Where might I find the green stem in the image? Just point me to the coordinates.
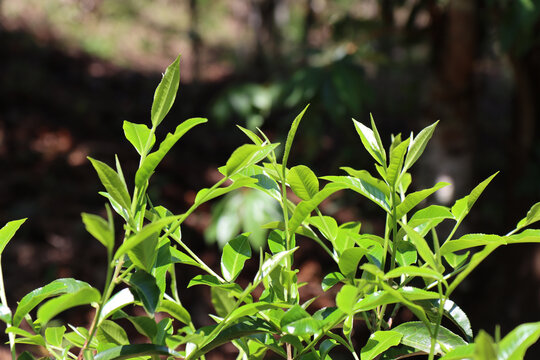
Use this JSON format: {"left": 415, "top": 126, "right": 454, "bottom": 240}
{"left": 0, "top": 256, "right": 16, "bottom": 360}
{"left": 428, "top": 282, "right": 445, "bottom": 360}
{"left": 390, "top": 189, "right": 398, "bottom": 271}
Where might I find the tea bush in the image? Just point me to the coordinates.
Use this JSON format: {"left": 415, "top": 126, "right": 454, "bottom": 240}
{"left": 2, "top": 55, "right": 540, "bottom": 360}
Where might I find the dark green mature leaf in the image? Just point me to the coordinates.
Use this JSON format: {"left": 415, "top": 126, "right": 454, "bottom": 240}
{"left": 338, "top": 247, "right": 368, "bottom": 278}
{"left": 17, "top": 351, "right": 37, "bottom": 360}
{"left": 14, "top": 278, "right": 94, "bottom": 326}
{"left": 82, "top": 213, "right": 114, "bottom": 253}
{"left": 135, "top": 118, "right": 207, "bottom": 187}
{"left": 98, "top": 288, "right": 135, "bottom": 324}
{"left": 396, "top": 182, "right": 449, "bottom": 219}
{"left": 123, "top": 121, "right": 155, "bottom": 155}
{"left": 451, "top": 173, "right": 498, "bottom": 223}
{"left": 288, "top": 183, "right": 348, "bottom": 238}
{"left": 440, "top": 234, "right": 506, "bottom": 255}
{"left": 361, "top": 331, "right": 402, "bottom": 360}
{"left": 0, "top": 218, "right": 26, "bottom": 255}
{"left": 221, "top": 233, "right": 252, "bottom": 282}
{"left": 127, "top": 316, "right": 158, "bottom": 340}
{"left": 403, "top": 121, "right": 438, "bottom": 171}
{"left": 288, "top": 165, "right": 319, "bottom": 200}
{"left": 282, "top": 105, "right": 309, "bottom": 172}
{"left": 89, "top": 158, "right": 131, "bottom": 212}
{"left": 392, "top": 321, "right": 467, "bottom": 355}
{"left": 353, "top": 118, "right": 386, "bottom": 167}
{"left": 94, "top": 344, "right": 181, "bottom": 360}
{"left": 498, "top": 321, "right": 540, "bottom": 360}
{"left": 400, "top": 222, "right": 439, "bottom": 271}
{"left": 37, "top": 287, "right": 101, "bottom": 325}
{"left": 151, "top": 54, "right": 181, "bottom": 127}
{"left": 280, "top": 305, "right": 321, "bottom": 336}
{"left": 158, "top": 300, "right": 191, "bottom": 325}
{"left": 386, "top": 138, "right": 410, "bottom": 187}
{"left": 225, "top": 143, "right": 279, "bottom": 177}
{"left": 113, "top": 216, "right": 177, "bottom": 260}
{"left": 97, "top": 320, "right": 129, "bottom": 346}
{"left": 128, "top": 270, "right": 160, "bottom": 315}
{"left": 322, "top": 175, "right": 390, "bottom": 212}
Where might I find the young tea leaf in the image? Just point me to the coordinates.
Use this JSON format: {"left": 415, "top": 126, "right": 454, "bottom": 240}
{"left": 123, "top": 121, "right": 155, "bottom": 155}
{"left": 353, "top": 118, "right": 386, "bottom": 167}
{"left": 94, "top": 344, "right": 181, "bottom": 360}
{"left": 88, "top": 158, "right": 132, "bottom": 212}
{"left": 0, "top": 218, "right": 26, "bottom": 255}
{"left": 81, "top": 213, "right": 114, "bottom": 253}
{"left": 221, "top": 233, "right": 252, "bottom": 282}
{"left": 451, "top": 173, "right": 498, "bottom": 223}
{"left": 498, "top": 321, "right": 540, "bottom": 360}
{"left": 395, "top": 182, "right": 448, "bottom": 220}
{"left": 361, "top": 330, "right": 402, "bottom": 360}
{"left": 224, "top": 143, "right": 279, "bottom": 177}
{"left": 151, "top": 54, "right": 181, "bottom": 127}
{"left": 403, "top": 121, "right": 438, "bottom": 171}
{"left": 282, "top": 105, "right": 309, "bottom": 173}
{"left": 386, "top": 138, "right": 410, "bottom": 187}
{"left": 288, "top": 165, "right": 319, "bottom": 201}
{"left": 392, "top": 321, "right": 467, "bottom": 355}
{"left": 516, "top": 202, "right": 540, "bottom": 231}
{"left": 45, "top": 326, "right": 66, "bottom": 347}
{"left": 37, "top": 287, "right": 101, "bottom": 325}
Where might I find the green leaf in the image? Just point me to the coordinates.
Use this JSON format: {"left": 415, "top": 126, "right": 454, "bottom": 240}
{"left": 194, "top": 177, "right": 257, "bottom": 205}
{"left": 254, "top": 248, "right": 298, "bottom": 284}
{"left": 451, "top": 173, "right": 498, "bottom": 223}
{"left": 322, "top": 175, "right": 390, "bottom": 212}
{"left": 0, "top": 218, "right": 26, "bottom": 255}
{"left": 438, "top": 344, "right": 475, "bottom": 360}
{"left": 282, "top": 105, "right": 309, "bottom": 172}
{"left": 288, "top": 183, "right": 348, "bottom": 238}
{"left": 354, "top": 287, "right": 439, "bottom": 312}
{"left": 395, "top": 240, "right": 417, "bottom": 267}
{"left": 128, "top": 270, "right": 160, "bottom": 315}
{"left": 516, "top": 202, "right": 540, "bottom": 230}
{"left": 440, "top": 234, "right": 506, "bottom": 255}
{"left": 13, "top": 278, "right": 93, "bottom": 326}
{"left": 236, "top": 125, "right": 263, "bottom": 145}
{"left": 443, "top": 251, "right": 470, "bottom": 269}
{"left": 386, "top": 138, "right": 410, "bottom": 186}
{"left": 37, "top": 287, "right": 101, "bottom": 325}
{"left": 6, "top": 327, "right": 46, "bottom": 346}
{"left": 418, "top": 299, "right": 472, "bottom": 340}
{"left": 267, "top": 230, "right": 286, "bottom": 254}
{"left": 392, "top": 321, "right": 467, "bottom": 355}
{"left": 338, "top": 247, "right": 368, "bottom": 278}
{"left": 97, "top": 320, "right": 129, "bottom": 346}
{"left": 94, "top": 344, "right": 181, "bottom": 360}
{"left": 157, "top": 300, "right": 191, "bottom": 325}
{"left": 400, "top": 222, "right": 439, "bottom": 271}
{"left": 128, "top": 231, "right": 158, "bottom": 272}
{"left": 308, "top": 216, "right": 338, "bottom": 242}
{"left": 135, "top": 117, "right": 207, "bottom": 187}
{"left": 385, "top": 266, "right": 443, "bottom": 282}
{"left": 151, "top": 54, "right": 181, "bottom": 127}
{"left": 280, "top": 305, "right": 321, "bottom": 336}
{"left": 288, "top": 165, "right": 319, "bottom": 200}
{"left": 98, "top": 288, "right": 135, "bottom": 324}
{"left": 225, "top": 143, "right": 279, "bottom": 177}
{"left": 45, "top": 325, "right": 66, "bottom": 347}
{"left": 474, "top": 330, "right": 497, "bottom": 359}
{"left": 396, "top": 182, "right": 449, "bottom": 220}
{"left": 82, "top": 212, "right": 114, "bottom": 253}
{"left": 353, "top": 117, "right": 386, "bottom": 167}
{"left": 221, "top": 233, "right": 252, "bottom": 282}
{"left": 0, "top": 304, "right": 11, "bottom": 324}
{"left": 336, "top": 285, "right": 360, "bottom": 314}
{"left": 127, "top": 316, "right": 157, "bottom": 340}
{"left": 403, "top": 121, "right": 438, "bottom": 171}
{"left": 321, "top": 272, "right": 345, "bottom": 291}
{"left": 113, "top": 216, "right": 177, "bottom": 260}
{"left": 407, "top": 205, "right": 453, "bottom": 237}
{"left": 507, "top": 229, "right": 540, "bottom": 244}
{"left": 123, "top": 121, "right": 155, "bottom": 155}
{"left": 361, "top": 330, "right": 402, "bottom": 360}
{"left": 17, "top": 352, "right": 37, "bottom": 360}
{"left": 89, "top": 158, "right": 131, "bottom": 212}
{"left": 498, "top": 321, "right": 540, "bottom": 360}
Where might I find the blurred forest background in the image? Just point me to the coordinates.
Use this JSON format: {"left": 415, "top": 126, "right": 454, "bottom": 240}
{"left": 1, "top": 0, "right": 540, "bottom": 358}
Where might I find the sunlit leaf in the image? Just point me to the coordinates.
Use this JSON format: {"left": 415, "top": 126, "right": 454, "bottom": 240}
{"left": 386, "top": 138, "right": 409, "bottom": 187}
{"left": 94, "top": 344, "right": 181, "bottom": 360}
{"left": 516, "top": 202, "right": 540, "bottom": 230}
{"left": 0, "top": 218, "right": 26, "bottom": 255}
{"left": 123, "top": 121, "right": 155, "bottom": 155}
{"left": 417, "top": 299, "right": 473, "bottom": 340}
{"left": 338, "top": 247, "right": 368, "bottom": 278}
{"left": 225, "top": 143, "right": 279, "bottom": 177}
{"left": 451, "top": 173, "right": 498, "bottom": 223}
{"left": 221, "top": 233, "right": 252, "bottom": 282}
{"left": 360, "top": 330, "right": 402, "bottom": 360}
{"left": 440, "top": 234, "right": 506, "bottom": 255}
{"left": 498, "top": 321, "right": 540, "bottom": 360}
{"left": 157, "top": 300, "right": 191, "bottom": 325}
{"left": 288, "top": 165, "right": 319, "bottom": 200}
{"left": 98, "top": 288, "right": 135, "bottom": 324}
{"left": 384, "top": 266, "right": 443, "bottom": 282}
{"left": 135, "top": 118, "right": 207, "bottom": 187}
{"left": 194, "top": 177, "right": 257, "bottom": 205}
{"left": 392, "top": 321, "right": 467, "bottom": 355}
{"left": 353, "top": 118, "right": 386, "bottom": 167}
{"left": 88, "top": 158, "right": 131, "bottom": 212}
{"left": 400, "top": 222, "right": 439, "bottom": 271}
{"left": 403, "top": 121, "right": 438, "bottom": 171}
{"left": 97, "top": 320, "right": 129, "bottom": 346}
{"left": 321, "top": 272, "right": 345, "bottom": 291}
{"left": 396, "top": 182, "right": 449, "bottom": 220}
{"left": 282, "top": 105, "right": 309, "bottom": 172}
{"left": 151, "top": 54, "right": 181, "bottom": 127}
{"left": 37, "top": 287, "right": 101, "bottom": 325}
{"left": 82, "top": 212, "right": 114, "bottom": 253}
{"left": 45, "top": 326, "right": 66, "bottom": 347}
{"left": 280, "top": 305, "right": 321, "bottom": 336}
{"left": 322, "top": 175, "right": 390, "bottom": 212}
{"left": 336, "top": 285, "right": 360, "bottom": 314}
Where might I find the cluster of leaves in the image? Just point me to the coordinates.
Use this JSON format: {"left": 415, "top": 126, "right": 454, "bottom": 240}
{"left": 2, "top": 55, "right": 540, "bottom": 360}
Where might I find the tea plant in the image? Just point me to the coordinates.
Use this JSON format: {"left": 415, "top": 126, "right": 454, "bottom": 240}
{"left": 2, "top": 55, "right": 540, "bottom": 360}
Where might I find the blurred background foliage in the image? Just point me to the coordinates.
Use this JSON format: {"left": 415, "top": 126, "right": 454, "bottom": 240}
{"left": 1, "top": 0, "right": 540, "bottom": 358}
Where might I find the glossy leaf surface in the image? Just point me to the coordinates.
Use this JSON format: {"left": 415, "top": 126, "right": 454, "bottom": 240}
{"left": 0, "top": 218, "right": 26, "bottom": 255}
{"left": 37, "top": 286, "right": 101, "bottom": 325}
{"left": 360, "top": 330, "right": 402, "bottom": 360}
{"left": 123, "top": 121, "right": 155, "bottom": 155}
{"left": 151, "top": 54, "right": 180, "bottom": 127}
{"left": 221, "top": 233, "right": 252, "bottom": 282}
